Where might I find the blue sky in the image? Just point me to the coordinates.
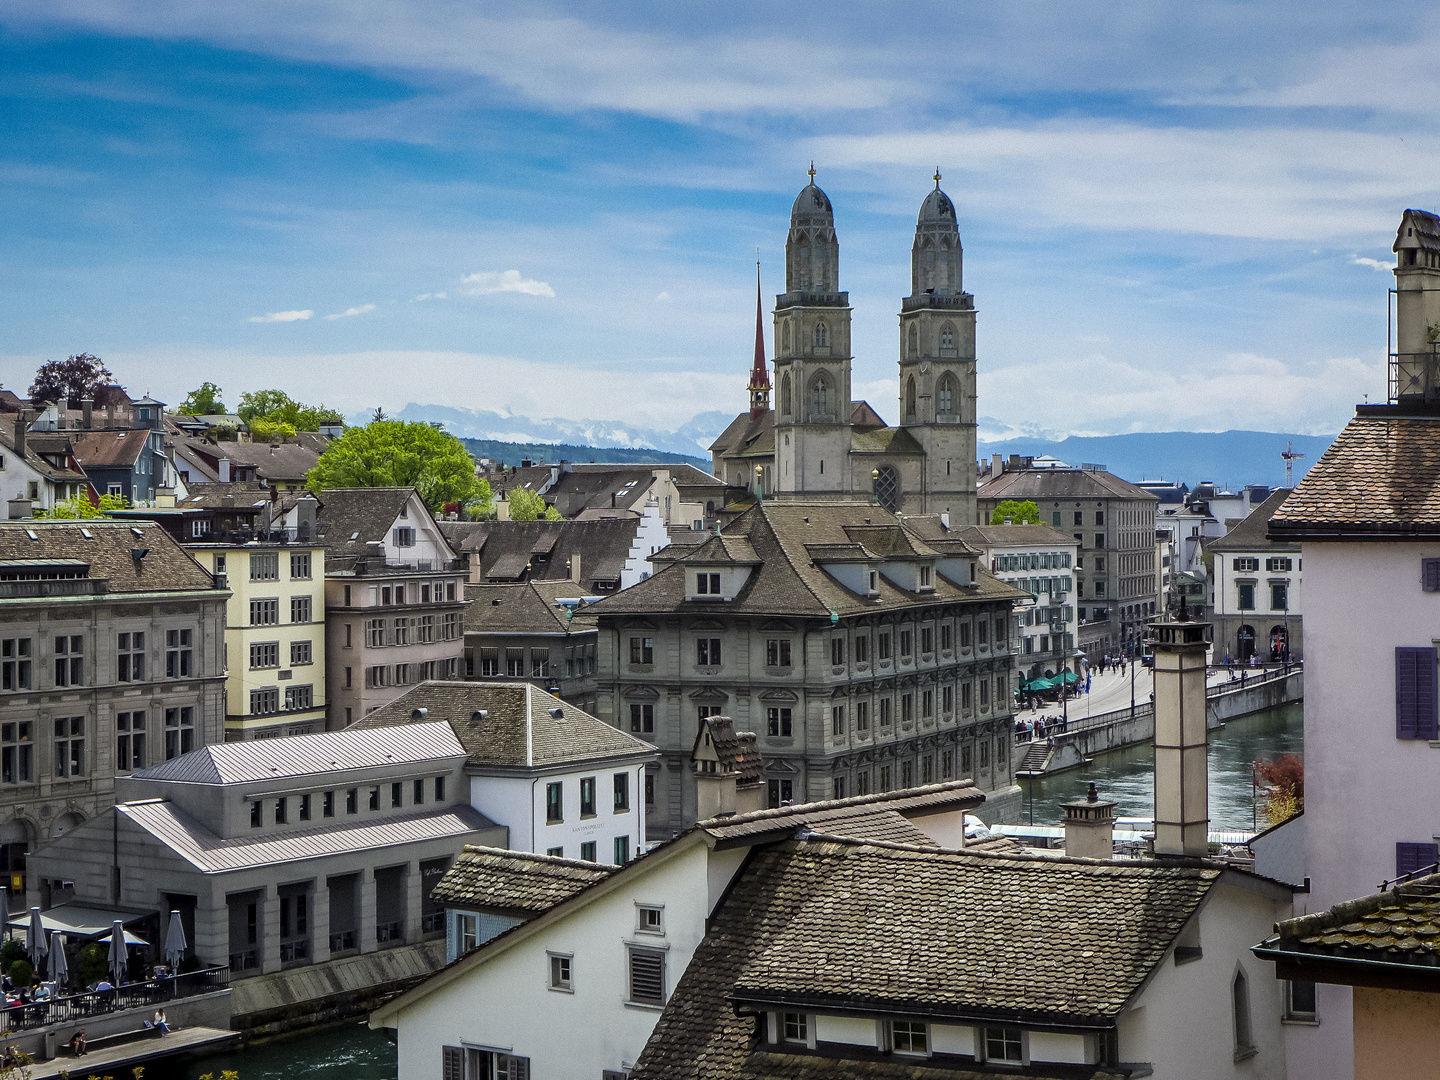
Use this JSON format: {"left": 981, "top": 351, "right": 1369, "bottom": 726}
{"left": 0, "top": 2, "right": 1435, "bottom": 442}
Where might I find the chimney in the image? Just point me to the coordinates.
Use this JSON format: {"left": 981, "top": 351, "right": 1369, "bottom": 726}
{"left": 13, "top": 412, "right": 27, "bottom": 459}
{"left": 55, "top": 407, "right": 65, "bottom": 431}
{"left": 570, "top": 551, "right": 582, "bottom": 583}
{"left": 1063, "top": 782, "right": 1116, "bottom": 860}
{"left": 294, "top": 497, "right": 318, "bottom": 540}
{"left": 155, "top": 487, "right": 176, "bottom": 508}
{"left": 105, "top": 401, "right": 115, "bottom": 428}
{"left": 992, "top": 453, "right": 1003, "bottom": 477}
{"left": 1151, "top": 602, "right": 1214, "bottom": 858}
{"left": 469, "top": 553, "right": 484, "bottom": 584}
{"left": 81, "top": 398, "right": 93, "bottom": 430}
{"left": 7, "top": 499, "right": 31, "bottom": 521}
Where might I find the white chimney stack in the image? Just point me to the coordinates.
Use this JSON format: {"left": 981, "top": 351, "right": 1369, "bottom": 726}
{"left": 1151, "top": 602, "right": 1213, "bottom": 858}
{"left": 1063, "top": 782, "right": 1116, "bottom": 860}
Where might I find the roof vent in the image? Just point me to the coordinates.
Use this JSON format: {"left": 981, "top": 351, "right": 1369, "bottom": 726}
{"left": 548, "top": 707, "right": 564, "bottom": 718}
{"left": 24, "top": 530, "right": 37, "bottom": 542}
{"left": 472, "top": 710, "right": 488, "bottom": 721}
{"left": 411, "top": 707, "right": 428, "bottom": 719}
{"left": 130, "top": 527, "right": 144, "bottom": 537}
{"left": 80, "top": 529, "right": 92, "bottom": 539}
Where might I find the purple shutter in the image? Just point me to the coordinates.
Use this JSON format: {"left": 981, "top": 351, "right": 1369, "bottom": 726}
{"left": 1396, "top": 647, "right": 1438, "bottom": 739}
{"left": 1397, "top": 842, "right": 1440, "bottom": 877}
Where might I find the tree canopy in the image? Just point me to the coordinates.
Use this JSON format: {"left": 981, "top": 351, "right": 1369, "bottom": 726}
{"left": 179, "top": 382, "right": 227, "bottom": 416}
{"left": 989, "top": 499, "right": 1041, "bottom": 526}
{"left": 237, "top": 389, "right": 343, "bottom": 432}
{"left": 306, "top": 420, "right": 484, "bottom": 510}
{"left": 507, "top": 487, "right": 561, "bottom": 521}
{"left": 28, "top": 354, "right": 124, "bottom": 407}
{"left": 35, "top": 493, "right": 129, "bottom": 519}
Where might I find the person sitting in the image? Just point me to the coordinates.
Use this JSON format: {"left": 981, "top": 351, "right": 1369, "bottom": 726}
{"left": 68, "top": 1031, "right": 86, "bottom": 1056}
{"left": 32, "top": 984, "right": 49, "bottom": 1001}
{"left": 154, "top": 1008, "right": 169, "bottom": 1035}
{"left": 94, "top": 978, "right": 113, "bottom": 993}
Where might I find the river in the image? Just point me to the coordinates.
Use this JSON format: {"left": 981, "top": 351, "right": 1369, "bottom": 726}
{"left": 167, "top": 702, "right": 1300, "bottom": 1078}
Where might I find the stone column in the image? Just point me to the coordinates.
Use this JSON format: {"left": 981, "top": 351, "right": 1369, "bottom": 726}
{"left": 259, "top": 884, "right": 281, "bottom": 975}
{"left": 403, "top": 860, "right": 423, "bottom": 944}
{"left": 310, "top": 879, "right": 330, "bottom": 965}
{"left": 359, "top": 868, "right": 377, "bottom": 954}
{"left": 197, "top": 891, "right": 229, "bottom": 970}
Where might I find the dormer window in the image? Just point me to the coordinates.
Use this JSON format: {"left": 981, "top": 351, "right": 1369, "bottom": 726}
{"left": 919, "top": 565, "right": 932, "bottom": 587}
{"left": 696, "top": 572, "right": 720, "bottom": 595}
{"left": 869, "top": 571, "right": 878, "bottom": 593}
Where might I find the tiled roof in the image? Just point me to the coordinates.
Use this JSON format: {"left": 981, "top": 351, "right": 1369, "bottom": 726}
{"left": 629, "top": 839, "right": 1222, "bottom": 1079}
{"left": 174, "top": 437, "right": 322, "bottom": 483}
{"left": 1269, "top": 414, "right": 1440, "bottom": 540}
{"left": 1206, "top": 489, "right": 1297, "bottom": 552}
{"left": 587, "top": 503, "right": 1023, "bottom": 619}
{"left": 177, "top": 482, "right": 273, "bottom": 511}
{"left": 70, "top": 429, "right": 149, "bottom": 469}
{"left": 955, "top": 523, "right": 1079, "bottom": 549}
{"left": 429, "top": 845, "right": 617, "bottom": 914}
{"left": 118, "top": 799, "right": 501, "bottom": 874}
{"left": 850, "top": 426, "right": 924, "bottom": 455}
{"left": 724, "top": 1051, "right": 1126, "bottom": 1080}
{"left": 355, "top": 681, "right": 658, "bottom": 770}
{"left": 2, "top": 431, "right": 88, "bottom": 484}
{"left": 131, "top": 720, "right": 465, "bottom": 784}
{"left": 0, "top": 522, "right": 216, "bottom": 595}
{"left": 709, "top": 411, "right": 774, "bottom": 458}
{"left": 697, "top": 781, "right": 983, "bottom": 845}
{"left": 697, "top": 717, "right": 764, "bottom": 786}
{"left": 463, "top": 581, "right": 599, "bottom": 636}
{"left": 315, "top": 487, "right": 453, "bottom": 561}
{"left": 978, "top": 468, "right": 1157, "bottom": 503}
{"left": 443, "top": 518, "right": 641, "bottom": 588}
{"left": 1260, "top": 871, "right": 1440, "bottom": 970}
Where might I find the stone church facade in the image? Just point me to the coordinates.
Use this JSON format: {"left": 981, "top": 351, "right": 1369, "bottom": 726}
{"left": 710, "top": 171, "right": 978, "bottom": 526}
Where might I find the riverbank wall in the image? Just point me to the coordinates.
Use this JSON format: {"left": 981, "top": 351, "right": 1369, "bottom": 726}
{"left": 1019, "top": 667, "right": 1302, "bottom": 776}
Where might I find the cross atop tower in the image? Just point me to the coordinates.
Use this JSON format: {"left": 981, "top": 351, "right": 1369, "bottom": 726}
{"left": 808, "top": 161, "right": 816, "bottom": 182}
{"left": 933, "top": 167, "right": 942, "bottom": 188}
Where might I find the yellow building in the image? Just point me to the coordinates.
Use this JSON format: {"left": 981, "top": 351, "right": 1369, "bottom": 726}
{"left": 192, "top": 540, "right": 328, "bottom": 740}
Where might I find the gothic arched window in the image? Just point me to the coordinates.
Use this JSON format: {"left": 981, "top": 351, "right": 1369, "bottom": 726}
{"left": 782, "top": 321, "right": 791, "bottom": 354}
{"left": 810, "top": 373, "right": 831, "bottom": 419}
{"left": 937, "top": 375, "right": 955, "bottom": 417}
{"left": 940, "top": 323, "right": 955, "bottom": 351}
{"left": 814, "top": 322, "right": 828, "bottom": 348}
{"left": 907, "top": 324, "right": 918, "bottom": 359}
{"left": 780, "top": 373, "right": 792, "bottom": 417}
{"left": 874, "top": 465, "right": 900, "bottom": 513}
{"left": 905, "top": 376, "right": 917, "bottom": 419}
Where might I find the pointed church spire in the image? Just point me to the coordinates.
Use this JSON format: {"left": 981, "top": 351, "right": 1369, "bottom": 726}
{"left": 748, "top": 256, "right": 771, "bottom": 417}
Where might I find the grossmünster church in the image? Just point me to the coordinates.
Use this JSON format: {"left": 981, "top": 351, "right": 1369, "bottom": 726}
{"left": 710, "top": 169, "right": 978, "bottom": 525}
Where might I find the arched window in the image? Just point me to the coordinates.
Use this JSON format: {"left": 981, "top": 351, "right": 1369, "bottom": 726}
{"left": 905, "top": 376, "right": 917, "bottom": 419}
{"left": 780, "top": 373, "right": 792, "bottom": 417}
{"left": 937, "top": 375, "right": 955, "bottom": 417}
{"left": 907, "top": 324, "right": 919, "bottom": 359}
{"left": 940, "top": 323, "right": 955, "bottom": 351}
{"left": 810, "top": 373, "right": 831, "bottom": 419}
{"left": 873, "top": 465, "right": 900, "bottom": 513}
{"left": 782, "top": 321, "right": 791, "bottom": 354}
{"left": 814, "top": 322, "right": 828, "bottom": 348}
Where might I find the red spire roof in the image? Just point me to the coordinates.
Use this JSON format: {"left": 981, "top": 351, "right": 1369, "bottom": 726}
{"left": 747, "top": 263, "right": 770, "bottom": 405}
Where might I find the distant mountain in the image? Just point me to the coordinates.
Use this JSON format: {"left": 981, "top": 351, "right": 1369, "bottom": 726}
{"left": 460, "top": 438, "right": 707, "bottom": 471}
{"left": 976, "top": 430, "right": 1337, "bottom": 489}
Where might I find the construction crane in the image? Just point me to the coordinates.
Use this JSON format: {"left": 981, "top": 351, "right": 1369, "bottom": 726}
{"left": 1281, "top": 441, "right": 1306, "bottom": 488}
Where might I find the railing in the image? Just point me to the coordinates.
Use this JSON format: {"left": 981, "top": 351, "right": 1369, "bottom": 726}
{"left": 0, "top": 965, "right": 230, "bottom": 1033}
{"left": 329, "top": 930, "right": 356, "bottom": 953}
{"left": 0, "top": 579, "right": 108, "bottom": 599}
{"left": 279, "top": 938, "right": 309, "bottom": 962}
{"left": 228, "top": 949, "right": 257, "bottom": 971}
{"left": 375, "top": 921, "right": 403, "bottom": 944}
{"left": 209, "top": 527, "right": 314, "bottom": 546}
{"left": 421, "top": 911, "right": 445, "bottom": 934}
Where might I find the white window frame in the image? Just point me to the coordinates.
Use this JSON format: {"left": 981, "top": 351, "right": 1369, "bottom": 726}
{"left": 979, "top": 1025, "right": 1025, "bottom": 1066}
{"left": 635, "top": 903, "right": 665, "bottom": 936}
{"left": 547, "top": 951, "right": 573, "bottom": 993}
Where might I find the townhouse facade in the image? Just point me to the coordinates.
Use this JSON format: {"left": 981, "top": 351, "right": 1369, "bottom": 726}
{"left": 589, "top": 503, "right": 1026, "bottom": 836}
{"left": 463, "top": 580, "right": 600, "bottom": 713}
{"left": 1209, "top": 489, "right": 1301, "bottom": 664}
{"left": 0, "top": 522, "right": 227, "bottom": 899}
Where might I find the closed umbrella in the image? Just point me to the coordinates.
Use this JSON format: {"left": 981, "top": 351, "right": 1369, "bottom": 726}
{"left": 48, "top": 931, "right": 67, "bottom": 987}
{"left": 26, "top": 908, "right": 46, "bottom": 972}
{"left": 164, "top": 910, "right": 187, "bottom": 970}
{"left": 0, "top": 887, "right": 10, "bottom": 941}
{"left": 107, "top": 920, "right": 126, "bottom": 985}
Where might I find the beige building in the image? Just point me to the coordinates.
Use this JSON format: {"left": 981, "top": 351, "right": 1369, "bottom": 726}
{"left": 710, "top": 172, "right": 976, "bottom": 523}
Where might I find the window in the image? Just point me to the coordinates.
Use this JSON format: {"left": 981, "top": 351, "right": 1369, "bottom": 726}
{"left": 1425, "top": 558, "right": 1440, "bottom": 592}
{"left": 530, "top": 648, "right": 550, "bottom": 678}
{"left": 546, "top": 782, "right": 563, "bottom": 823}
{"left": 393, "top": 617, "right": 410, "bottom": 646}
{"left": 435, "top": 774, "right": 446, "bottom": 801}
{"left": 831, "top": 705, "right": 845, "bottom": 736}
{"left": 164, "top": 707, "right": 194, "bottom": 758}
{"left": 1233, "top": 972, "right": 1254, "bottom": 1056}
{"left": 696, "top": 638, "right": 721, "bottom": 666}
{"left": 1233, "top": 557, "right": 1259, "bottom": 572}
{"left": 645, "top": 771, "right": 655, "bottom": 806}
{"left": 368, "top": 786, "right": 380, "bottom": 811}
{"left": 250, "top": 599, "right": 279, "bottom": 625}
{"left": 766, "top": 639, "right": 792, "bottom": 667}
{"left": 629, "top": 702, "right": 654, "bottom": 733}
{"left": 393, "top": 527, "right": 416, "bottom": 547}
{"left": 290, "top": 551, "right": 311, "bottom": 579}
{"left": 250, "top": 642, "right": 279, "bottom": 669}
{"left": 366, "top": 618, "right": 386, "bottom": 647}
{"left": 630, "top": 636, "right": 654, "bottom": 664}
{"left": 942, "top": 750, "right": 953, "bottom": 779}
{"left": 413, "top": 777, "right": 425, "bottom": 805}
{"left": 899, "top": 629, "right": 913, "bottom": 657}
{"left": 164, "top": 629, "right": 193, "bottom": 678}
{"left": 767, "top": 707, "right": 792, "bottom": 737}
{"left": 920, "top": 626, "right": 933, "bottom": 654}
{"left": 1095, "top": 533, "right": 1105, "bottom": 549}
{"left": 250, "top": 552, "right": 278, "bottom": 581}
{"left": 418, "top": 614, "right": 434, "bottom": 643}
{"left": 783, "top": 1013, "right": 808, "bottom": 1044}
{"left": 549, "top": 953, "right": 573, "bottom": 992}
{"left": 614, "top": 835, "right": 630, "bottom": 864}
{"left": 638, "top": 905, "right": 663, "bottom": 934}
{"left": 959, "top": 622, "right": 971, "bottom": 648}
{"left": 767, "top": 777, "right": 793, "bottom": 807}
{"left": 580, "top": 776, "right": 597, "bottom": 816}
{"left": 300, "top": 793, "right": 312, "bottom": 821}
{"left": 901, "top": 693, "right": 913, "bottom": 725}
{"left": 614, "top": 773, "right": 630, "bottom": 812}
{"left": 250, "top": 688, "right": 279, "bottom": 715}
{"left": 1395, "top": 647, "right": 1439, "bottom": 739}
{"left": 116, "top": 711, "right": 146, "bottom": 771}
{"left": 695, "top": 572, "right": 721, "bottom": 595}
{"left": 878, "top": 632, "right": 892, "bottom": 660}
{"left": 285, "top": 685, "right": 313, "bottom": 711}
{"left": 892, "top": 1020, "right": 928, "bottom": 1055}
{"left": 291, "top": 640, "right": 312, "bottom": 666}
{"left": 855, "top": 700, "right": 869, "bottom": 732}
{"left": 984, "top": 1026, "right": 1022, "bottom": 1064}
{"left": 546, "top": 847, "right": 563, "bottom": 858}
{"left": 291, "top": 596, "right": 313, "bottom": 623}
{"left": 365, "top": 665, "right": 389, "bottom": 688}
{"left": 977, "top": 620, "right": 988, "bottom": 645}
{"left": 1286, "top": 979, "right": 1318, "bottom": 1021}
{"left": 580, "top": 840, "right": 596, "bottom": 862}
{"left": 830, "top": 638, "right": 845, "bottom": 665}
{"left": 250, "top": 800, "right": 262, "bottom": 828}
{"left": 1266, "top": 556, "right": 1293, "bottom": 572}
{"left": 628, "top": 946, "right": 666, "bottom": 1006}
{"left": 321, "top": 789, "right": 335, "bottom": 816}
{"left": 346, "top": 788, "right": 358, "bottom": 813}
{"left": 275, "top": 797, "right": 288, "bottom": 824}
{"left": 1, "top": 722, "right": 31, "bottom": 783}
{"left": 922, "top": 689, "right": 934, "bottom": 719}
{"left": 479, "top": 648, "right": 499, "bottom": 676}
{"left": 117, "top": 632, "right": 145, "bottom": 682}
{"left": 854, "top": 635, "right": 869, "bottom": 663}
{"left": 1, "top": 639, "right": 31, "bottom": 692}
{"left": 879, "top": 697, "right": 892, "bottom": 727}
{"left": 53, "top": 716, "right": 84, "bottom": 777}
{"left": 1397, "top": 841, "right": 1440, "bottom": 877}
{"left": 53, "top": 636, "right": 83, "bottom": 687}
{"left": 1237, "top": 582, "right": 1255, "bottom": 610}
{"left": 832, "top": 776, "right": 846, "bottom": 799}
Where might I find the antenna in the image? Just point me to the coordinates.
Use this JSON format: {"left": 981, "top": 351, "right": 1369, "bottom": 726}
{"left": 1281, "top": 441, "right": 1306, "bottom": 487}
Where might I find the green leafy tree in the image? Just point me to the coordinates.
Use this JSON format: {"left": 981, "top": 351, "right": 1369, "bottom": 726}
{"left": 237, "top": 390, "right": 343, "bottom": 432}
{"left": 35, "top": 493, "right": 129, "bottom": 520}
{"left": 507, "top": 487, "right": 560, "bottom": 521}
{"left": 461, "top": 482, "right": 494, "bottom": 520}
{"left": 28, "top": 353, "right": 124, "bottom": 407}
{"left": 250, "top": 418, "right": 297, "bottom": 442}
{"left": 179, "top": 382, "right": 226, "bottom": 416}
{"left": 306, "top": 420, "right": 481, "bottom": 510}
{"left": 989, "top": 499, "right": 1041, "bottom": 526}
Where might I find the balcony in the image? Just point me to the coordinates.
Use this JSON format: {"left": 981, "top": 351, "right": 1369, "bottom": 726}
{"left": 0, "top": 966, "right": 230, "bottom": 1033}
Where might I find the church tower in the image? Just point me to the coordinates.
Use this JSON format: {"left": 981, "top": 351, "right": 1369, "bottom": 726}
{"left": 897, "top": 171, "right": 976, "bottom": 521}
{"left": 747, "top": 262, "right": 771, "bottom": 417}
{"left": 773, "top": 166, "right": 852, "bottom": 498}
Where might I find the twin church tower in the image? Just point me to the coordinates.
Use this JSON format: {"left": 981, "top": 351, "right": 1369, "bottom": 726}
{"left": 710, "top": 169, "right": 977, "bottom": 524}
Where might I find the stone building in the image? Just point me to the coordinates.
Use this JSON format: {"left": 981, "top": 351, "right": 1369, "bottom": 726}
{"left": 462, "top": 580, "right": 599, "bottom": 712}
{"left": 0, "top": 521, "right": 228, "bottom": 899}
{"left": 1208, "top": 489, "right": 1301, "bottom": 664}
{"left": 710, "top": 171, "right": 977, "bottom": 523}
{"left": 977, "top": 457, "right": 1159, "bottom": 661}
{"left": 588, "top": 502, "right": 1025, "bottom": 837}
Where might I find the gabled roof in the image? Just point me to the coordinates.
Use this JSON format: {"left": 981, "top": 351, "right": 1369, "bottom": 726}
{"left": 0, "top": 429, "right": 88, "bottom": 485}
{"left": 956, "top": 523, "right": 1079, "bottom": 549}
{"left": 850, "top": 425, "right": 925, "bottom": 455}
{"left": 628, "top": 838, "right": 1223, "bottom": 1078}
{"left": 978, "top": 467, "right": 1157, "bottom": 503}
{"left": 177, "top": 482, "right": 273, "bottom": 513}
{"left": 1395, "top": 208, "right": 1440, "bottom": 254}
{"left": 709, "top": 411, "right": 774, "bottom": 458}
{"left": 0, "top": 522, "right": 215, "bottom": 595}
{"left": 70, "top": 429, "right": 150, "bottom": 470}
{"left": 464, "top": 580, "right": 599, "bottom": 636}
{"left": 131, "top": 720, "right": 465, "bottom": 785}
{"left": 430, "top": 845, "right": 618, "bottom": 915}
{"left": 692, "top": 717, "right": 764, "bottom": 786}
{"left": 315, "top": 487, "right": 453, "bottom": 561}
{"left": 1206, "top": 489, "right": 1297, "bottom": 553}
{"left": 697, "top": 780, "right": 983, "bottom": 846}
{"left": 354, "top": 681, "right": 658, "bottom": 770}
{"left": 443, "top": 518, "right": 641, "bottom": 588}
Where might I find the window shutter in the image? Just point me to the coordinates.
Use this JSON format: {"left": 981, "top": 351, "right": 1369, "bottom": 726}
{"left": 628, "top": 947, "right": 665, "bottom": 1004}
{"left": 1397, "top": 842, "right": 1440, "bottom": 877}
{"left": 442, "top": 1046, "right": 463, "bottom": 1080}
{"left": 1425, "top": 559, "right": 1440, "bottom": 592}
{"left": 1396, "top": 647, "right": 1439, "bottom": 740}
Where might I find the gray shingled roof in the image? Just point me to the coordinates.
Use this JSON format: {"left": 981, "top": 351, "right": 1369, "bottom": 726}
{"left": 464, "top": 581, "right": 599, "bottom": 636}
{"left": 315, "top": 487, "right": 417, "bottom": 557}
{"left": 955, "top": 523, "right": 1079, "bottom": 548}
{"left": 698, "top": 781, "right": 983, "bottom": 846}
{"left": 628, "top": 839, "right": 1222, "bottom": 1079}
{"left": 355, "top": 681, "right": 658, "bottom": 770}
{"left": 443, "top": 518, "right": 640, "bottom": 588}
{"left": 1256, "top": 871, "right": 1440, "bottom": 973}
{"left": 978, "top": 468, "right": 1157, "bottom": 503}
{"left": 0, "top": 522, "right": 216, "bottom": 595}
{"left": 430, "top": 845, "right": 617, "bottom": 914}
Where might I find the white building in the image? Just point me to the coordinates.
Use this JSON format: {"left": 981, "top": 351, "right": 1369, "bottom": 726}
{"left": 1209, "top": 490, "right": 1301, "bottom": 663}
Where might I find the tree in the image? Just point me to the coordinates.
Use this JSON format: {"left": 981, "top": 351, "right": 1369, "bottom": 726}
{"left": 28, "top": 353, "right": 118, "bottom": 407}
{"left": 1254, "top": 752, "right": 1304, "bottom": 826}
{"left": 237, "top": 390, "right": 342, "bottom": 432}
{"left": 35, "top": 493, "right": 129, "bottom": 520}
{"left": 507, "top": 487, "right": 560, "bottom": 521}
{"left": 306, "top": 420, "right": 481, "bottom": 510}
{"left": 179, "top": 382, "right": 227, "bottom": 416}
{"left": 989, "top": 499, "right": 1041, "bottom": 526}
{"left": 250, "top": 419, "right": 297, "bottom": 442}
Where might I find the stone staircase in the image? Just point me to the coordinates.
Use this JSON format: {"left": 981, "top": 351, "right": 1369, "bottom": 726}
{"left": 1014, "top": 740, "right": 1051, "bottom": 775}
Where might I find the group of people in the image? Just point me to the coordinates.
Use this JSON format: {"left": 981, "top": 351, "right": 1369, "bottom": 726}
{"left": 1014, "top": 713, "right": 1067, "bottom": 740}
{"left": 1096, "top": 654, "right": 1128, "bottom": 675}
{"left": 65, "top": 1010, "right": 168, "bottom": 1057}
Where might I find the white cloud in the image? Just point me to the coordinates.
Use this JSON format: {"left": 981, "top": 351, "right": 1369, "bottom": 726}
{"left": 247, "top": 309, "right": 313, "bottom": 323}
{"left": 323, "top": 303, "right": 377, "bottom": 320}
{"left": 655, "top": 291, "right": 671, "bottom": 302}
{"left": 1351, "top": 256, "right": 1391, "bottom": 271}
{"left": 458, "top": 270, "right": 555, "bottom": 298}
{"left": 411, "top": 292, "right": 448, "bottom": 301}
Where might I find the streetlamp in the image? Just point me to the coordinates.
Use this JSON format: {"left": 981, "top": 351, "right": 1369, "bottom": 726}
{"left": 755, "top": 464, "right": 764, "bottom": 503}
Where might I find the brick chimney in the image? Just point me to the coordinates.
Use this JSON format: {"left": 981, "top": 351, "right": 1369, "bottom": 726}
{"left": 12, "top": 411, "right": 27, "bottom": 460}
{"left": 1063, "top": 782, "right": 1116, "bottom": 860}
{"left": 1151, "top": 602, "right": 1214, "bottom": 858}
